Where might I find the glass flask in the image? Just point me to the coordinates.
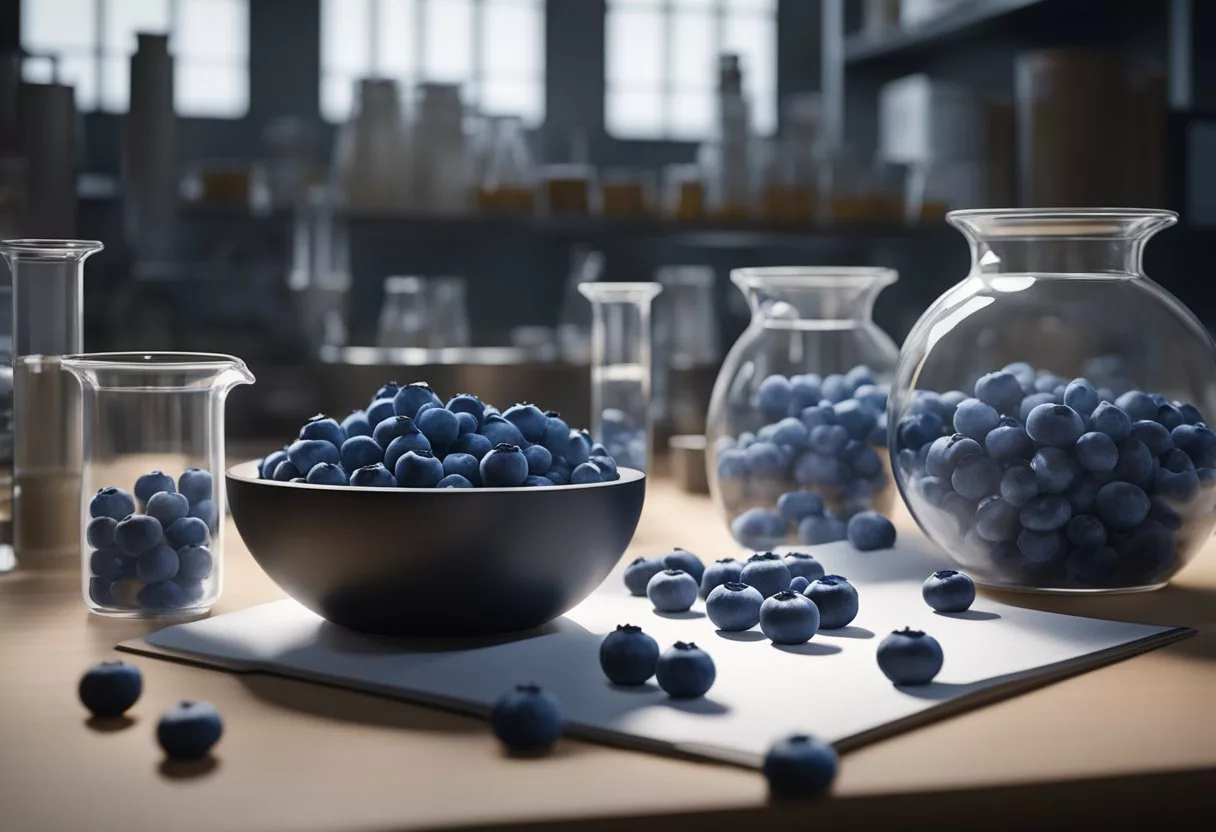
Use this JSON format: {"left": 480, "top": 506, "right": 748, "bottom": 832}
{"left": 61, "top": 353, "right": 254, "bottom": 618}
{"left": 579, "top": 282, "right": 662, "bottom": 473}
{"left": 890, "top": 208, "right": 1216, "bottom": 593}
{"left": 706, "top": 267, "right": 900, "bottom": 549}
{"left": 0, "top": 239, "right": 101, "bottom": 568}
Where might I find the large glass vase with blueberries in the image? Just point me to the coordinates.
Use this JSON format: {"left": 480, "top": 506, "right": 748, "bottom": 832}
{"left": 707, "top": 267, "right": 900, "bottom": 549}
{"left": 890, "top": 208, "right": 1216, "bottom": 593}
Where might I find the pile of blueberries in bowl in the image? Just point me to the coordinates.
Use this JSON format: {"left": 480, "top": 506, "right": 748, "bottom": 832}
{"left": 710, "top": 364, "right": 893, "bottom": 550}
{"left": 257, "top": 381, "right": 621, "bottom": 489}
{"left": 892, "top": 362, "right": 1216, "bottom": 591}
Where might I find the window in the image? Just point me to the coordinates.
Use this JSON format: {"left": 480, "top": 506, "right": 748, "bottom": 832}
{"left": 605, "top": 0, "right": 776, "bottom": 140}
{"left": 320, "top": 0, "right": 545, "bottom": 125}
{"left": 20, "top": 0, "right": 249, "bottom": 117}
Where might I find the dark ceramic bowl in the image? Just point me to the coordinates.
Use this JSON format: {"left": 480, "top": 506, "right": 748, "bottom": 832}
{"left": 226, "top": 460, "right": 646, "bottom": 636}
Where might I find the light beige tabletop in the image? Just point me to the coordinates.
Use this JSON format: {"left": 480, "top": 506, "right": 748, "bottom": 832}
{"left": 1, "top": 474, "right": 1214, "bottom": 831}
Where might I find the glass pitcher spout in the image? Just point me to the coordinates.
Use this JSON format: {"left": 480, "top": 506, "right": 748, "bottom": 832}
{"left": 60, "top": 352, "right": 256, "bottom": 396}
{"left": 732, "top": 267, "right": 897, "bottom": 326}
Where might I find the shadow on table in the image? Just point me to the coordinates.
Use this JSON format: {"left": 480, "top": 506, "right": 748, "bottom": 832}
{"left": 158, "top": 755, "right": 220, "bottom": 779}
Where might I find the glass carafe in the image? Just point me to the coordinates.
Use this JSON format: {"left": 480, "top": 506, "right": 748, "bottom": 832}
{"left": 707, "top": 267, "right": 899, "bottom": 549}
{"left": 1, "top": 239, "right": 101, "bottom": 568}
{"left": 62, "top": 353, "right": 254, "bottom": 618}
{"left": 890, "top": 208, "right": 1216, "bottom": 593}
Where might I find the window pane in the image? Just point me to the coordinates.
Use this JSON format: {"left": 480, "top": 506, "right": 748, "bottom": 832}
{"left": 22, "top": 0, "right": 96, "bottom": 51}
{"left": 607, "top": 0, "right": 662, "bottom": 7}
{"left": 321, "top": 73, "right": 357, "bottom": 123}
{"left": 100, "top": 53, "right": 128, "bottom": 111}
{"left": 60, "top": 53, "right": 100, "bottom": 111}
{"left": 669, "top": 88, "right": 713, "bottom": 140}
{"left": 176, "top": 0, "right": 248, "bottom": 62}
{"left": 177, "top": 61, "right": 247, "bottom": 116}
{"left": 481, "top": 77, "right": 542, "bottom": 126}
{"left": 105, "top": 0, "right": 170, "bottom": 53}
{"left": 606, "top": 6, "right": 662, "bottom": 86}
{"left": 672, "top": 0, "right": 715, "bottom": 8}
{"left": 724, "top": 0, "right": 775, "bottom": 12}
{"left": 723, "top": 11, "right": 775, "bottom": 133}
{"left": 321, "top": 0, "right": 371, "bottom": 74}
{"left": 422, "top": 0, "right": 472, "bottom": 82}
{"left": 377, "top": 0, "right": 418, "bottom": 77}
{"left": 671, "top": 9, "right": 713, "bottom": 90}
{"left": 606, "top": 87, "right": 663, "bottom": 139}
{"left": 483, "top": 0, "right": 541, "bottom": 78}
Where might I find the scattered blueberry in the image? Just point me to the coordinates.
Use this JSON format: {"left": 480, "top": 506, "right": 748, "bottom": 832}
{"left": 491, "top": 684, "right": 562, "bottom": 752}
{"left": 699, "top": 558, "right": 743, "bottom": 598}
{"left": 759, "top": 590, "right": 820, "bottom": 644}
{"left": 921, "top": 569, "right": 975, "bottom": 613}
{"left": 705, "top": 582, "right": 764, "bottom": 631}
{"left": 803, "top": 575, "right": 859, "bottom": 629}
{"left": 846, "top": 511, "right": 896, "bottom": 551}
{"left": 798, "top": 513, "right": 848, "bottom": 545}
{"left": 79, "top": 660, "right": 142, "bottom": 717}
{"left": 646, "top": 569, "right": 699, "bottom": 613}
{"left": 654, "top": 642, "right": 716, "bottom": 698}
{"left": 763, "top": 735, "right": 838, "bottom": 799}
{"left": 157, "top": 700, "right": 223, "bottom": 759}
{"left": 876, "top": 628, "right": 944, "bottom": 685}
{"left": 599, "top": 624, "right": 660, "bottom": 686}
{"left": 623, "top": 557, "right": 664, "bottom": 596}
{"left": 740, "top": 552, "right": 792, "bottom": 598}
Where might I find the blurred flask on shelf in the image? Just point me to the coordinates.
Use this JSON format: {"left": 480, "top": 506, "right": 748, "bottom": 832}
{"left": 663, "top": 163, "right": 706, "bottom": 221}
{"left": 414, "top": 83, "right": 469, "bottom": 215}
{"left": 333, "top": 78, "right": 413, "bottom": 213}
{"left": 289, "top": 185, "right": 350, "bottom": 352}
{"left": 479, "top": 117, "right": 536, "bottom": 214}
{"left": 124, "top": 34, "right": 176, "bottom": 260}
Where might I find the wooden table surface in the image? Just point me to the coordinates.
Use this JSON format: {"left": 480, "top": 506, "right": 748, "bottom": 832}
{"left": 1, "top": 474, "right": 1214, "bottom": 831}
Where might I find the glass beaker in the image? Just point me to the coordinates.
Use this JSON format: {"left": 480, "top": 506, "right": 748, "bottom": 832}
{"left": 578, "top": 282, "right": 662, "bottom": 473}
{"left": 1, "top": 239, "right": 102, "bottom": 568}
{"left": 61, "top": 353, "right": 254, "bottom": 618}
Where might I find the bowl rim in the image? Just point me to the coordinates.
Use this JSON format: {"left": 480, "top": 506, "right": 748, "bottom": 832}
{"left": 226, "top": 459, "right": 645, "bottom": 493}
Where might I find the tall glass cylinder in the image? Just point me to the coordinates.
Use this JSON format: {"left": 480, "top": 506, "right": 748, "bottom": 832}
{"left": 0, "top": 239, "right": 102, "bottom": 568}
{"left": 579, "top": 282, "right": 662, "bottom": 472}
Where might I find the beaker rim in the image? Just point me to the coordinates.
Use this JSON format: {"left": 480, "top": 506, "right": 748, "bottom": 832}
{"left": 578, "top": 282, "right": 663, "bottom": 301}
{"left": 60, "top": 351, "right": 248, "bottom": 372}
{"left": 0, "top": 239, "right": 104, "bottom": 260}
{"left": 947, "top": 207, "right": 1178, "bottom": 222}
{"left": 731, "top": 266, "right": 897, "bottom": 288}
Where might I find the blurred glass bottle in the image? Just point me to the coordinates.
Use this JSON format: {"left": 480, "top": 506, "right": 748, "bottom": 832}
{"left": 333, "top": 79, "right": 413, "bottom": 212}
{"left": 654, "top": 266, "right": 719, "bottom": 438}
{"left": 414, "top": 83, "right": 469, "bottom": 215}
{"left": 124, "top": 34, "right": 176, "bottom": 261}
{"left": 479, "top": 117, "right": 536, "bottom": 214}
{"left": 712, "top": 55, "right": 753, "bottom": 220}
{"left": 288, "top": 185, "right": 350, "bottom": 352}
{"left": 557, "top": 248, "right": 604, "bottom": 364}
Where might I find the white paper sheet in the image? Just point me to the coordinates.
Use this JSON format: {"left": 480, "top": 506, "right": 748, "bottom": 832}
{"left": 122, "top": 537, "right": 1190, "bottom": 767}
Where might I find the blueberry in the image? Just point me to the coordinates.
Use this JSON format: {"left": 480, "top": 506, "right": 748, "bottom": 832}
{"left": 952, "top": 398, "right": 1000, "bottom": 442}
{"left": 765, "top": 417, "right": 807, "bottom": 448}
{"left": 395, "top": 449, "right": 445, "bottom": 488}
{"left": 1018, "top": 392, "right": 1057, "bottom": 423}
{"left": 788, "top": 376, "right": 824, "bottom": 415}
{"left": 1155, "top": 466, "right": 1200, "bottom": 501}
{"left": 599, "top": 624, "right": 660, "bottom": 686}
{"left": 306, "top": 462, "right": 348, "bottom": 486}
{"left": 1017, "top": 528, "right": 1066, "bottom": 565}
{"left": 1148, "top": 494, "right": 1184, "bottom": 530}
{"left": 844, "top": 364, "right": 875, "bottom": 392}
{"left": 951, "top": 456, "right": 1001, "bottom": 501}
{"left": 716, "top": 448, "right": 748, "bottom": 480}
{"left": 442, "top": 452, "right": 482, "bottom": 486}
{"left": 803, "top": 574, "right": 859, "bottom": 629}
{"left": 1066, "top": 514, "right": 1107, "bottom": 549}
{"left": 157, "top": 700, "right": 223, "bottom": 759}
{"left": 89, "top": 487, "right": 137, "bottom": 523}
{"left": 984, "top": 417, "right": 1034, "bottom": 461}
{"left": 921, "top": 569, "right": 975, "bottom": 613}
{"left": 854, "top": 383, "right": 888, "bottom": 413}
{"left": 1114, "top": 519, "right": 1175, "bottom": 582}
{"left": 271, "top": 459, "right": 301, "bottom": 481}
{"left": 287, "top": 439, "right": 341, "bottom": 474}
{"left": 258, "top": 449, "right": 289, "bottom": 480}
{"left": 1113, "top": 438, "right": 1155, "bottom": 488}
{"left": 114, "top": 514, "right": 163, "bottom": 556}
{"left": 821, "top": 373, "right": 849, "bottom": 403}
{"left": 1000, "top": 361, "right": 1036, "bottom": 390}
{"left": 1087, "top": 401, "right": 1130, "bottom": 441}
{"left": 165, "top": 516, "right": 209, "bottom": 549}
{"left": 1115, "top": 390, "right": 1157, "bottom": 421}
{"left": 1175, "top": 401, "right": 1204, "bottom": 424}
{"left": 1066, "top": 546, "right": 1120, "bottom": 586}
{"left": 299, "top": 414, "right": 346, "bottom": 448}
{"left": 789, "top": 576, "right": 810, "bottom": 594}
{"left": 646, "top": 569, "right": 698, "bottom": 612}
{"left": 1031, "top": 447, "right": 1079, "bottom": 494}
{"left": 832, "top": 401, "right": 877, "bottom": 442}
{"left": 926, "top": 434, "right": 983, "bottom": 478}
{"left": 1026, "top": 403, "right": 1085, "bottom": 449}
{"left": 915, "top": 475, "right": 950, "bottom": 506}
{"left": 478, "top": 414, "right": 529, "bottom": 449}
{"left": 699, "top": 558, "right": 743, "bottom": 598}
{"left": 793, "top": 451, "right": 844, "bottom": 486}
{"left": 623, "top": 557, "right": 665, "bottom": 596}
{"left": 571, "top": 462, "right": 603, "bottom": 484}
{"left": 350, "top": 463, "right": 396, "bottom": 487}
{"left": 545, "top": 470, "right": 569, "bottom": 486}
{"left": 939, "top": 492, "right": 977, "bottom": 532}
{"left": 373, "top": 415, "right": 421, "bottom": 450}
{"left": 177, "top": 544, "right": 213, "bottom": 581}
{"left": 660, "top": 548, "right": 704, "bottom": 584}
{"left": 1161, "top": 448, "right": 1195, "bottom": 474}
{"left": 341, "top": 410, "right": 372, "bottom": 439}
{"left": 370, "top": 381, "right": 400, "bottom": 404}
{"left": 137, "top": 579, "right": 187, "bottom": 609}
{"left": 910, "top": 390, "right": 949, "bottom": 420}
{"left": 439, "top": 474, "right": 475, "bottom": 488}
{"left": 798, "top": 513, "right": 848, "bottom": 545}
{"left": 877, "top": 628, "right": 943, "bottom": 685}
{"left": 703, "top": 581, "right": 762, "bottom": 631}
{"left": 539, "top": 412, "right": 571, "bottom": 453}
{"left": 86, "top": 516, "right": 118, "bottom": 549}
{"left": 1095, "top": 481, "right": 1150, "bottom": 530}
{"left": 521, "top": 444, "right": 553, "bottom": 477}
{"left": 172, "top": 468, "right": 212, "bottom": 506}
{"left": 655, "top": 642, "right": 716, "bottom": 698}
{"left": 754, "top": 375, "right": 793, "bottom": 419}
{"left": 1128, "top": 420, "right": 1172, "bottom": 457}
{"left": 1019, "top": 494, "right": 1072, "bottom": 532}
{"left": 338, "top": 435, "right": 381, "bottom": 473}
{"left": 1074, "top": 431, "right": 1118, "bottom": 473}
{"left": 846, "top": 511, "right": 896, "bottom": 551}
{"left": 741, "top": 552, "right": 793, "bottom": 598}
{"left": 897, "top": 412, "right": 944, "bottom": 451}
{"left": 731, "top": 507, "right": 787, "bottom": 548}
{"left": 847, "top": 443, "right": 883, "bottom": 479}
{"left": 384, "top": 432, "right": 433, "bottom": 471}
{"left": 367, "top": 397, "right": 396, "bottom": 427}
{"left": 763, "top": 735, "right": 838, "bottom": 799}
{"left": 799, "top": 403, "right": 837, "bottom": 431}
{"left": 392, "top": 382, "right": 442, "bottom": 419}
{"left": 447, "top": 393, "right": 486, "bottom": 423}
{"left": 136, "top": 543, "right": 179, "bottom": 583}
{"left": 1155, "top": 403, "right": 1184, "bottom": 431}
{"left": 760, "top": 590, "right": 820, "bottom": 644}
{"left": 108, "top": 577, "right": 142, "bottom": 608}
{"left": 974, "top": 496, "right": 1019, "bottom": 542}
{"left": 450, "top": 432, "right": 493, "bottom": 461}
{"left": 88, "top": 547, "right": 125, "bottom": 580}
{"left": 1171, "top": 423, "right": 1216, "bottom": 468}
{"left": 134, "top": 471, "right": 176, "bottom": 504}
{"left": 78, "top": 660, "right": 142, "bottom": 717}
{"left": 414, "top": 406, "right": 460, "bottom": 448}
{"left": 974, "top": 371, "right": 1023, "bottom": 415}
{"left": 454, "top": 411, "right": 479, "bottom": 437}
{"left": 1062, "top": 379, "right": 1100, "bottom": 417}
{"left": 783, "top": 552, "right": 825, "bottom": 582}
{"left": 1064, "top": 473, "right": 1104, "bottom": 514}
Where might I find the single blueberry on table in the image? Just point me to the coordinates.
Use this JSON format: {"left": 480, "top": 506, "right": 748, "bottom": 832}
{"left": 1113, "top": 438, "right": 1155, "bottom": 489}
{"left": 165, "top": 516, "right": 209, "bottom": 549}
{"left": 259, "top": 449, "right": 289, "bottom": 480}
{"left": 306, "top": 462, "right": 348, "bottom": 486}
{"left": 1019, "top": 494, "right": 1072, "bottom": 532}
{"left": 974, "top": 371, "right": 1024, "bottom": 416}
{"left": 740, "top": 552, "right": 793, "bottom": 598}
{"left": 1018, "top": 392, "right": 1057, "bottom": 423}
{"left": 926, "top": 434, "right": 983, "bottom": 478}
{"left": 366, "top": 397, "right": 396, "bottom": 429}
{"left": 798, "top": 513, "right": 848, "bottom": 546}
{"left": 876, "top": 628, "right": 944, "bottom": 686}
{"left": 271, "top": 459, "right": 301, "bottom": 481}
{"left": 897, "top": 412, "right": 944, "bottom": 451}
{"left": 157, "top": 700, "right": 223, "bottom": 759}
{"left": 134, "top": 471, "right": 176, "bottom": 504}
{"left": 395, "top": 449, "right": 445, "bottom": 488}
{"left": 732, "top": 507, "right": 788, "bottom": 548}
{"left": 177, "top": 468, "right": 213, "bottom": 505}
{"left": 921, "top": 569, "right": 975, "bottom": 613}
{"left": 299, "top": 414, "right": 345, "bottom": 448}
{"left": 383, "top": 432, "right": 433, "bottom": 471}
{"left": 442, "top": 452, "right": 482, "bottom": 486}
{"left": 137, "top": 579, "right": 187, "bottom": 609}
{"left": 1095, "top": 481, "right": 1150, "bottom": 530}
{"left": 177, "top": 545, "right": 213, "bottom": 581}
{"left": 660, "top": 548, "right": 705, "bottom": 584}
{"left": 114, "top": 514, "right": 163, "bottom": 556}
{"left": 783, "top": 552, "right": 825, "bottom": 582}
{"left": 392, "top": 382, "right": 442, "bottom": 419}
{"left": 439, "top": 474, "right": 475, "bottom": 488}
{"left": 763, "top": 735, "right": 838, "bottom": 799}
{"left": 86, "top": 516, "right": 118, "bottom": 549}
{"left": 1172, "top": 423, "right": 1216, "bottom": 468}
{"left": 1063, "top": 379, "right": 1100, "bottom": 418}
{"left": 699, "top": 558, "right": 744, "bottom": 598}
{"left": 1031, "top": 447, "right": 1080, "bottom": 495}
{"left": 705, "top": 582, "right": 764, "bottom": 631}
{"left": 349, "top": 463, "right": 396, "bottom": 487}
{"left": 803, "top": 575, "right": 859, "bottom": 629}
{"left": 341, "top": 435, "right": 385, "bottom": 473}
{"left": 341, "top": 410, "right": 372, "bottom": 439}
{"left": 446, "top": 393, "right": 486, "bottom": 423}
{"left": 1089, "top": 401, "right": 1132, "bottom": 440}
{"left": 136, "top": 543, "right": 179, "bottom": 583}
{"left": 287, "top": 439, "right": 341, "bottom": 473}
{"left": 974, "top": 496, "right": 1019, "bottom": 542}
{"left": 1066, "top": 546, "right": 1120, "bottom": 586}
{"left": 1026, "top": 403, "right": 1085, "bottom": 449}
{"left": 450, "top": 431, "right": 493, "bottom": 461}
{"left": 623, "top": 557, "right": 665, "bottom": 596}
{"left": 600, "top": 625, "right": 660, "bottom": 686}
{"left": 1115, "top": 390, "right": 1158, "bottom": 422}
{"left": 646, "top": 569, "right": 699, "bottom": 613}
{"left": 847, "top": 511, "right": 896, "bottom": 551}
{"left": 789, "top": 576, "right": 810, "bottom": 594}
{"left": 570, "top": 462, "right": 603, "bottom": 485}
{"left": 416, "top": 406, "right": 461, "bottom": 447}
{"left": 1017, "top": 528, "right": 1066, "bottom": 566}
{"left": 89, "top": 487, "right": 137, "bottom": 522}
{"left": 951, "top": 456, "right": 1002, "bottom": 501}
{"left": 89, "top": 547, "right": 125, "bottom": 580}
{"left": 1066, "top": 514, "right": 1108, "bottom": 550}
{"left": 1129, "top": 420, "right": 1173, "bottom": 457}
{"left": 953, "top": 398, "right": 1000, "bottom": 442}
{"left": 760, "top": 590, "right": 821, "bottom": 644}
{"left": 490, "top": 684, "right": 562, "bottom": 753}
{"left": 655, "top": 642, "right": 716, "bottom": 699}
{"left": 78, "top": 660, "right": 142, "bottom": 717}
{"left": 522, "top": 444, "right": 553, "bottom": 477}
{"left": 1075, "top": 431, "right": 1118, "bottom": 473}
{"left": 985, "top": 417, "right": 1034, "bottom": 461}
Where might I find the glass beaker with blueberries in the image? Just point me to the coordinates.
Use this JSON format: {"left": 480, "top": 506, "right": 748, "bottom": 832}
{"left": 62, "top": 353, "right": 254, "bottom": 617}
{"left": 706, "top": 267, "right": 900, "bottom": 549}
{"left": 890, "top": 208, "right": 1216, "bottom": 593}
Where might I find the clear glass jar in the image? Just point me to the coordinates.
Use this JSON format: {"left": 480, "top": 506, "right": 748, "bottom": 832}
{"left": 890, "top": 208, "right": 1216, "bottom": 593}
{"left": 707, "top": 267, "right": 900, "bottom": 549}
{"left": 62, "top": 353, "right": 254, "bottom": 618}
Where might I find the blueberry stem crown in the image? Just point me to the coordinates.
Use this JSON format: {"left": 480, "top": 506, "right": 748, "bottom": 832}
{"left": 893, "top": 627, "right": 926, "bottom": 638}
{"left": 407, "top": 382, "right": 433, "bottom": 390}
{"left": 750, "top": 552, "right": 781, "bottom": 562}
{"left": 661, "top": 569, "right": 686, "bottom": 576}
{"left": 819, "top": 575, "right": 847, "bottom": 585}
{"left": 787, "top": 552, "right": 816, "bottom": 560}
{"left": 493, "top": 443, "right": 521, "bottom": 452}
{"left": 615, "top": 624, "right": 642, "bottom": 634}
{"left": 716, "top": 557, "right": 737, "bottom": 563}
{"left": 516, "top": 683, "right": 542, "bottom": 694}
{"left": 723, "top": 581, "right": 749, "bottom": 591}
{"left": 629, "top": 557, "right": 647, "bottom": 565}
{"left": 932, "top": 569, "right": 960, "bottom": 579}
{"left": 413, "top": 450, "right": 435, "bottom": 458}
{"left": 773, "top": 590, "right": 800, "bottom": 600}
{"left": 787, "top": 734, "right": 812, "bottom": 745}
{"left": 544, "top": 410, "right": 560, "bottom": 417}
{"left": 673, "top": 641, "right": 698, "bottom": 651}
